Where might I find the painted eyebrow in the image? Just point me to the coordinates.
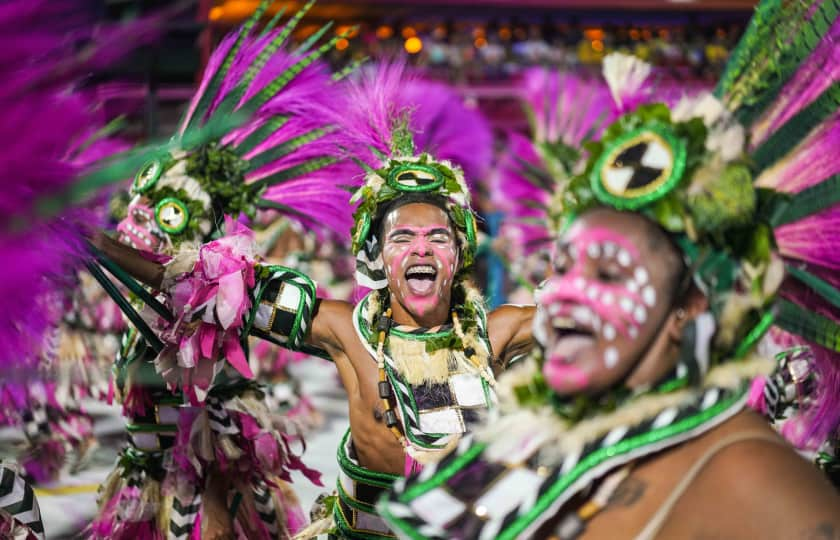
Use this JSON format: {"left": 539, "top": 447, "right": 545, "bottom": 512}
{"left": 388, "top": 227, "right": 452, "bottom": 238}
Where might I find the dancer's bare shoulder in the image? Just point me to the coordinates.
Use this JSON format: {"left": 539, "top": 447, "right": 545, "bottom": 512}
{"left": 581, "top": 410, "right": 840, "bottom": 539}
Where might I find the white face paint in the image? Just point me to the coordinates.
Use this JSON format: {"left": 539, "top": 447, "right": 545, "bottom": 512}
{"left": 605, "top": 348, "right": 619, "bottom": 369}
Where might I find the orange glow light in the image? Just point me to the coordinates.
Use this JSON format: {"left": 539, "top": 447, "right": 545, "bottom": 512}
{"left": 402, "top": 26, "right": 417, "bottom": 39}
{"left": 583, "top": 28, "right": 604, "bottom": 40}
{"left": 209, "top": 6, "right": 224, "bottom": 20}
{"left": 474, "top": 36, "right": 488, "bottom": 48}
{"left": 629, "top": 29, "right": 640, "bottom": 40}
{"left": 336, "top": 38, "right": 349, "bottom": 51}
{"left": 592, "top": 40, "right": 604, "bottom": 52}
{"left": 404, "top": 36, "right": 423, "bottom": 54}
{"left": 499, "top": 27, "right": 512, "bottom": 40}
{"left": 376, "top": 25, "right": 393, "bottom": 39}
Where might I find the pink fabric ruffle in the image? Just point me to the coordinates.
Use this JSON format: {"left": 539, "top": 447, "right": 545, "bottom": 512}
{"left": 157, "top": 218, "right": 258, "bottom": 404}
{"left": 88, "top": 486, "right": 164, "bottom": 540}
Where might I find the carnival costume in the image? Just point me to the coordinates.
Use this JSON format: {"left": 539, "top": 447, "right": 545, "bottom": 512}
{"left": 79, "top": 2, "right": 360, "bottom": 538}
{"left": 380, "top": 1, "right": 840, "bottom": 538}
{"left": 301, "top": 64, "right": 495, "bottom": 539}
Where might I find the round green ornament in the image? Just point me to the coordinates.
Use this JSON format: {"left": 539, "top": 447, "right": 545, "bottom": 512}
{"left": 155, "top": 197, "right": 190, "bottom": 235}
{"left": 133, "top": 159, "right": 164, "bottom": 194}
{"left": 590, "top": 123, "right": 687, "bottom": 210}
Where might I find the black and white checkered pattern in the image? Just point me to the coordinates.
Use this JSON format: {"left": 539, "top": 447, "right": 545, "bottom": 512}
{"left": 249, "top": 265, "right": 317, "bottom": 351}
{"left": 205, "top": 396, "right": 239, "bottom": 436}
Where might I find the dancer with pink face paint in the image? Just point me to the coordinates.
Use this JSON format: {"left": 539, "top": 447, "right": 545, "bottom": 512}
{"left": 381, "top": 7, "right": 840, "bottom": 534}
{"left": 288, "top": 64, "right": 535, "bottom": 539}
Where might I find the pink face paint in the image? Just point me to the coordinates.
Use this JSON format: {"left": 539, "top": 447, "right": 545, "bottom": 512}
{"left": 117, "top": 199, "right": 163, "bottom": 253}
{"left": 382, "top": 223, "right": 458, "bottom": 317}
{"left": 541, "top": 227, "right": 649, "bottom": 339}
{"left": 542, "top": 359, "right": 589, "bottom": 392}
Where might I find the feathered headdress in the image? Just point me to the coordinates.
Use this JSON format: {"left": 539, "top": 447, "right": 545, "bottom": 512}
{"left": 494, "top": 60, "right": 706, "bottom": 263}
{"left": 493, "top": 69, "right": 618, "bottom": 261}
{"left": 320, "top": 61, "right": 493, "bottom": 290}
{"left": 554, "top": 1, "right": 840, "bottom": 445}
{"left": 115, "top": 0, "right": 355, "bottom": 255}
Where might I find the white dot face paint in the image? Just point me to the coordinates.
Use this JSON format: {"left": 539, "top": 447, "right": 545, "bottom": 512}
{"left": 605, "top": 348, "right": 619, "bottom": 368}
{"left": 571, "top": 306, "right": 591, "bottom": 325}
{"left": 539, "top": 222, "right": 669, "bottom": 395}
{"left": 642, "top": 286, "right": 656, "bottom": 307}
{"left": 617, "top": 250, "right": 632, "bottom": 267}
{"left": 634, "top": 306, "right": 647, "bottom": 324}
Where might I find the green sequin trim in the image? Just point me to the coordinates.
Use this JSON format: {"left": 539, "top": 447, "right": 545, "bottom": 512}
{"left": 133, "top": 158, "right": 164, "bottom": 194}
{"left": 125, "top": 423, "right": 178, "bottom": 433}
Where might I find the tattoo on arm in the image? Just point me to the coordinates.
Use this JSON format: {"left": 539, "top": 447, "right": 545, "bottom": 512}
{"left": 801, "top": 523, "right": 838, "bottom": 540}
{"left": 608, "top": 477, "right": 647, "bottom": 508}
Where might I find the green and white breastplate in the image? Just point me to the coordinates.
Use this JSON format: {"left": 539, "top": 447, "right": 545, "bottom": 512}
{"left": 352, "top": 295, "right": 497, "bottom": 455}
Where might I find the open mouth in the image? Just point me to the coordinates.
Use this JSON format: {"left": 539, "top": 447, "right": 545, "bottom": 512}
{"left": 547, "top": 314, "right": 597, "bottom": 364}
{"left": 405, "top": 264, "right": 438, "bottom": 295}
